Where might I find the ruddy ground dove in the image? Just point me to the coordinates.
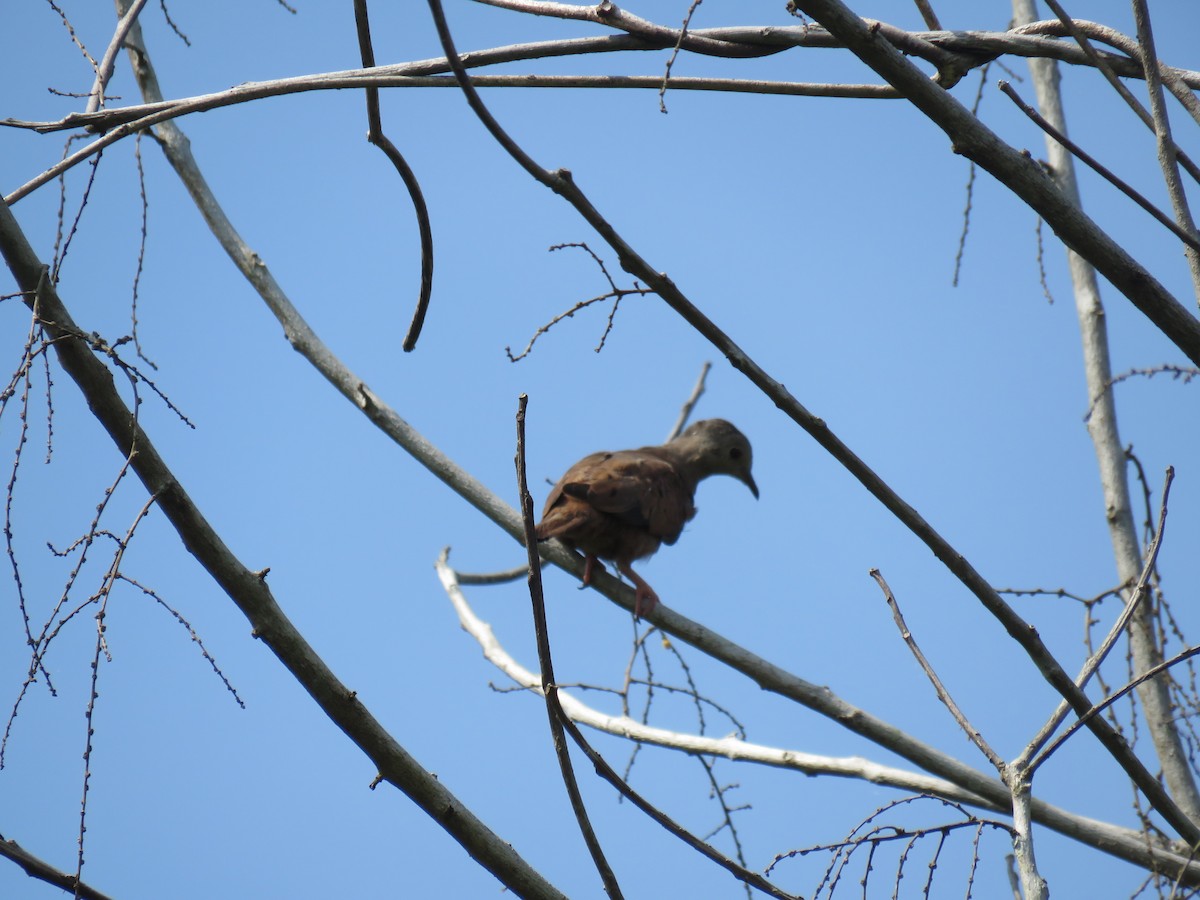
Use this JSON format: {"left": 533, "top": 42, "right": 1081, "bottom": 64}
{"left": 535, "top": 418, "right": 758, "bottom": 618}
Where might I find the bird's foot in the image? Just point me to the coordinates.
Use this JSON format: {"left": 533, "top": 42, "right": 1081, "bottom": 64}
{"left": 618, "top": 563, "right": 660, "bottom": 620}
{"left": 580, "top": 554, "right": 605, "bottom": 589}
{"left": 633, "top": 587, "right": 660, "bottom": 620}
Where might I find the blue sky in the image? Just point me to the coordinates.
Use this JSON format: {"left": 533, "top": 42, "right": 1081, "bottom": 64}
{"left": 3, "top": 1, "right": 1200, "bottom": 897}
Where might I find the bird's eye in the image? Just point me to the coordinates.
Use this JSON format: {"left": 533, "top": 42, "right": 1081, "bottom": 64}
{"left": 729, "top": 447, "right": 742, "bottom": 460}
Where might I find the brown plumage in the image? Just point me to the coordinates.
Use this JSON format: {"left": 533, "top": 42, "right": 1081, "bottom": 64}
{"left": 535, "top": 418, "right": 758, "bottom": 618}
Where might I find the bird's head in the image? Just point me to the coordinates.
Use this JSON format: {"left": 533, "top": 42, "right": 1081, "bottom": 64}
{"left": 674, "top": 418, "right": 758, "bottom": 499}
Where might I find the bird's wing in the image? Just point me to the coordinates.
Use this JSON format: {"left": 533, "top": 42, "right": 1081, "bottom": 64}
{"left": 540, "top": 451, "right": 609, "bottom": 519}
{"left": 563, "top": 451, "right": 693, "bottom": 545}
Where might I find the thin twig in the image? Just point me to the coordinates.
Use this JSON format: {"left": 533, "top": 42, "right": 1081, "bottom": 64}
{"left": 352, "top": 0, "right": 435, "bottom": 351}
{"left": 665, "top": 361, "right": 711, "bottom": 442}
{"left": 911, "top": 0, "right": 941, "bottom": 30}
{"left": 659, "top": 0, "right": 704, "bottom": 113}
{"left": 1084, "top": 364, "right": 1198, "bottom": 422}
{"left": 85, "top": 0, "right": 149, "bottom": 114}
{"left": 1039, "top": 0, "right": 1200, "bottom": 184}
{"left": 998, "top": 80, "right": 1200, "bottom": 254}
{"left": 951, "top": 64, "right": 988, "bottom": 287}
{"left": 871, "top": 569, "right": 1005, "bottom": 771}
{"left": 1029, "top": 468, "right": 1177, "bottom": 771}
{"left": 515, "top": 395, "right": 623, "bottom": 899}
{"left": 1130, "top": 0, "right": 1200, "bottom": 299}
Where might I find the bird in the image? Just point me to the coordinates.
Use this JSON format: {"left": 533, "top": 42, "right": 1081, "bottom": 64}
{"left": 535, "top": 418, "right": 758, "bottom": 618}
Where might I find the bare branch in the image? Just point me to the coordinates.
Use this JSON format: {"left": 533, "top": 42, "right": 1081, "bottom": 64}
{"left": 1009, "top": 773, "right": 1049, "bottom": 900}
{"left": 998, "top": 80, "right": 1200, "bottom": 254}
{"left": 1039, "top": 0, "right": 1200, "bottom": 184}
{"left": 872, "top": 569, "right": 1005, "bottom": 771}
{"left": 1024, "top": 468, "right": 1175, "bottom": 770}
{"left": 0, "top": 833, "right": 114, "bottom": 900}
{"left": 665, "top": 361, "right": 711, "bottom": 442}
{"left": 435, "top": 555, "right": 1200, "bottom": 881}
{"left": 0, "top": 182, "right": 569, "bottom": 900}
{"left": 911, "top": 0, "right": 941, "bottom": 30}
{"left": 1130, "top": 0, "right": 1200, "bottom": 300}
{"left": 515, "top": 395, "right": 623, "bottom": 898}
{"left": 1012, "top": 0, "right": 1200, "bottom": 822}
{"left": 352, "top": 0, "right": 435, "bottom": 351}
{"left": 85, "top": 0, "right": 149, "bottom": 114}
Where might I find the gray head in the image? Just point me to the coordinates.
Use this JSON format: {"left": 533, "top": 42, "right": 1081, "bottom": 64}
{"left": 671, "top": 418, "right": 758, "bottom": 498}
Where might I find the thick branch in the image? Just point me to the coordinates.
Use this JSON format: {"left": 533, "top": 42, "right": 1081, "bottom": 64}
{"left": 790, "top": 3, "right": 1200, "bottom": 365}
{"left": 0, "top": 198, "right": 568, "bottom": 900}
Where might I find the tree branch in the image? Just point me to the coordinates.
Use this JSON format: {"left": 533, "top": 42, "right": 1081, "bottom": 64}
{"left": 436, "top": 553, "right": 1200, "bottom": 882}
{"left": 0, "top": 833, "right": 114, "bottom": 900}
{"left": 0, "top": 196, "right": 568, "bottom": 900}
{"left": 515, "top": 395, "right": 623, "bottom": 899}
{"left": 352, "top": 0, "right": 435, "bottom": 351}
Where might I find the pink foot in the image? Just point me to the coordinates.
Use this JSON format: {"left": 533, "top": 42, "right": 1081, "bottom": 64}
{"left": 619, "top": 563, "right": 660, "bottom": 620}
{"left": 580, "top": 554, "right": 606, "bottom": 588}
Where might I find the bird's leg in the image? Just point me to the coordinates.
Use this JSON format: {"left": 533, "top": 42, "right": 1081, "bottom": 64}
{"left": 580, "top": 554, "right": 605, "bottom": 588}
{"left": 617, "top": 563, "right": 660, "bottom": 619}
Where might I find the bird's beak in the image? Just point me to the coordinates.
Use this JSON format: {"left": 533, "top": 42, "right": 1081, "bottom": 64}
{"left": 742, "top": 472, "right": 759, "bottom": 500}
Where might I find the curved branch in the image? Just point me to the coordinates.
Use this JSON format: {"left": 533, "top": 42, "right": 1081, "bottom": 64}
{"left": 8, "top": 20, "right": 1200, "bottom": 201}
{"left": 352, "top": 0, "right": 434, "bottom": 352}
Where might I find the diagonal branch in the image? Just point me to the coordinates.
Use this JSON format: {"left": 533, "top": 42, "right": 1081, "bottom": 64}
{"left": 1035, "top": 644, "right": 1200, "bottom": 770}
{"left": 795, "top": 4, "right": 1200, "bottom": 365}
{"left": 0, "top": 832, "right": 114, "bottom": 900}
{"left": 872, "top": 569, "right": 1005, "bottom": 771}
{"left": 1023, "top": 467, "right": 1175, "bottom": 770}
{"left": 0, "top": 198, "right": 568, "bottom": 900}
{"left": 998, "top": 80, "right": 1200, "bottom": 254}
{"left": 435, "top": 553, "right": 1200, "bottom": 882}
{"left": 1130, "top": 0, "right": 1200, "bottom": 300}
